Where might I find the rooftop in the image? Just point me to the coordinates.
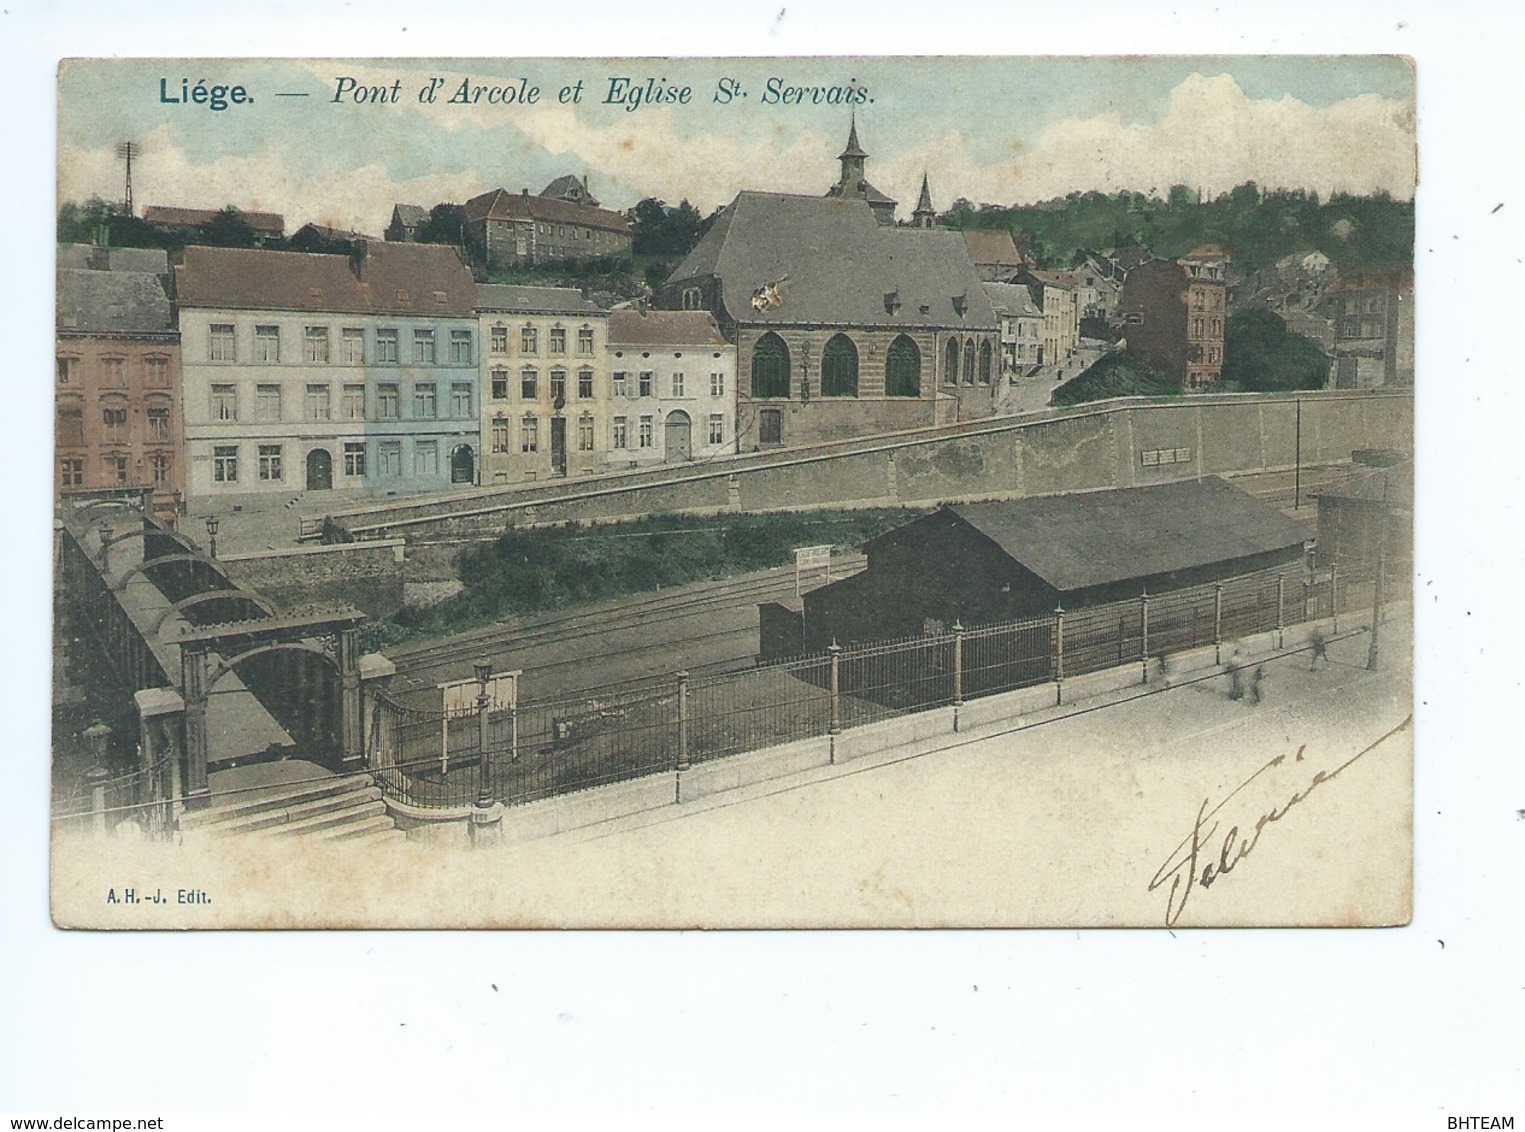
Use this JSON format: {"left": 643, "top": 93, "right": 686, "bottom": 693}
{"left": 142, "top": 205, "right": 286, "bottom": 236}
{"left": 926, "top": 477, "right": 1309, "bottom": 591}
{"left": 608, "top": 308, "right": 728, "bottom": 348}
{"left": 174, "top": 240, "right": 477, "bottom": 317}
{"left": 464, "top": 188, "right": 631, "bottom": 235}
{"left": 668, "top": 191, "right": 996, "bottom": 329}
{"left": 56, "top": 268, "right": 175, "bottom": 335}
{"left": 475, "top": 282, "right": 601, "bottom": 316}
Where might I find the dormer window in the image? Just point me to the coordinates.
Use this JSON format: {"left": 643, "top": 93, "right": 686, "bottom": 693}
{"left": 883, "top": 290, "right": 901, "bottom": 315}
{"left": 952, "top": 293, "right": 968, "bottom": 317}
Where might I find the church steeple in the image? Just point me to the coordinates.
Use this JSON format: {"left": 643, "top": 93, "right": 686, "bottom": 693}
{"left": 913, "top": 172, "right": 937, "bottom": 228}
{"left": 825, "top": 114, "right": 898, "bottom": 225}
{"left": 837, "top": 112, "right": 868, "bottom": 192}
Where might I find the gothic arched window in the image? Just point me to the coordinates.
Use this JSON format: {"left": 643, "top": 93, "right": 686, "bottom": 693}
{"left": 751, "top": 332, "right": 791, "bottom": 399}
{"left": 820, "top": 334, "right": 859, "bottom": 397}
{"left": 885, "top": 335, "right": 921, "bottom": 398}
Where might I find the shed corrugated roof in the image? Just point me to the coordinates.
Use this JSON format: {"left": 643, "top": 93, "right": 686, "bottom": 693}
{"left": 667, "top": 191, "right": 996, "bottom": 329}
{"left": 941, "top": 478, "right": 1309, "bottom": 591}
{"left": 56, "top": 268, "right": 174, "bottom": 335}
{"left": 608, "top": 309, "right": 727, "bottom": 347}
{"left": 475, "top": 283, "right": 600, "bottom": 315}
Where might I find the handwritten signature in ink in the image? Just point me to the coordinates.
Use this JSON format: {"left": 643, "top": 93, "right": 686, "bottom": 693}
{"left": 1148, "top": 715, "right": 1413, "bottom": 927}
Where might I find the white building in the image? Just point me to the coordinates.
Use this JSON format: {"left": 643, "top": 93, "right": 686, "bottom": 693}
{"left": 605, "top": 309, "right": 736, "bottom": 467}
{"left": 982, "top": 282, "right": 1045, "bottom": 377}
{"left": 175, "top": 242, "right": 480, "bottom": 512}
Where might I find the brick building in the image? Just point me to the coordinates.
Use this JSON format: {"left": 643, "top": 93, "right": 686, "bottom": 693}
{"left": 477, "top": 284, "right": 609, "bottom": 485}
{"left": 1119, "top": 246, "right": 1231, "bottom": 389}
{"left": 462, "top": 181, "right": 632, "bottom": 269}
{"left": 1322, "top": 265, "right": 1414, "bottom": 389}
{"left": 605, "top": 308, "right": 737, "bottom": 469}
{"left": 55, "top": 250, "right": 184, "bottom": 520}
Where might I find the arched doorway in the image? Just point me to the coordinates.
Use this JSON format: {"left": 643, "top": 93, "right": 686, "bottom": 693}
{"left": 306, "top": 448, "right": 333, "bottom": 491}
{"left": 450, "top": 444, "right": 475, "bottom": 485}
{"left": 664, "top": 410, "right": 693, "bottom": 461}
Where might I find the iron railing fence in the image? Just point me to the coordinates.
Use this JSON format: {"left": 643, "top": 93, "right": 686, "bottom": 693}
{"left": 51, "top": 754, "right": 175, "bottom": 840}
{"left": 499, "top": 680, "right": 679, "bottom": 806}
{"left": 361, "top": 559, "right": 1399, "bottom": 814}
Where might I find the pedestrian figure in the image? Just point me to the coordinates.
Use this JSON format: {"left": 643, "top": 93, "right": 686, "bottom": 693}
{"left": 1308, "top": 628, "right": 1329, "bottom": 670}
{"left": 1247, "top": 662, "right": 1266, "bottom": 705}
{"left": 1226, "top": 647, "right": 1246, "bottom": 701}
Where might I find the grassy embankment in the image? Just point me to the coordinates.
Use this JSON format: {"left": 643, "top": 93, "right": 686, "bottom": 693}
{"left": 372, "top": 508, "right": 928, "bottom": 648}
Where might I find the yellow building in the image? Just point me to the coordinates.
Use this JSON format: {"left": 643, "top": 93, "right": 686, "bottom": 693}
{"left": 477, "top": 284, "right": 610, "bottom": 484}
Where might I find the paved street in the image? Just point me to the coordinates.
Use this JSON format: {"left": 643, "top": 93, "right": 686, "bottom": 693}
{"left": 995, "top": 337, "right": 1115, "bottom": 415}
{"left": 457, "top": 610, "right": 1411, "bottom": 929}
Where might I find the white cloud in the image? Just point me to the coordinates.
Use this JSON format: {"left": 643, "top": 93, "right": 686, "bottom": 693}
{"left": 880, "top": 73, "right": 1416, "bottom": 209}
{"left": 57, "top": 71, "right": 1416, "bottom": 233}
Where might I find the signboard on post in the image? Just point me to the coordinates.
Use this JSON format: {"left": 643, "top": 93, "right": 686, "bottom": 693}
{"left": 794, "top": 544, "right": 834, "bottom": 599}
{"left": 436, "top": 670, "right": 521, "bottom": 773}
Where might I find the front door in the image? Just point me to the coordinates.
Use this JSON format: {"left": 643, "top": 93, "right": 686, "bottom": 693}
{"left": 550, "top": 417, "right": 567, "bottom": 476}
{"left": 451, "top": 444, "right": 475, "bottom": 485}
{"left": 664, "top": 410, "right": 692, "bottom": 461}
{"left": 758, "top": 408, "right": 783, "bottom": 447}
{"left": 305, "top": 447, "right": 333, "bottom": 491}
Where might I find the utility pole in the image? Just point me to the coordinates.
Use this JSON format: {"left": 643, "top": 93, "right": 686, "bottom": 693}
{"left": 116, "top": 141, "right": 140, "bottom": 218}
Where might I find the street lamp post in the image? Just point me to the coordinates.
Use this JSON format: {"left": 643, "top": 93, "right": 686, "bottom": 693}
{"left": 469, "top": 658, "right": 502, "bottom": 849}
{"left": 204, "top": 515, "right": 220, "bottom": 559}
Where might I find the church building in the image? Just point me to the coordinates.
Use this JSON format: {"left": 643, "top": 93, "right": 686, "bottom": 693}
{"left": 658, "top": 120, "right": 998, "bottom": 451}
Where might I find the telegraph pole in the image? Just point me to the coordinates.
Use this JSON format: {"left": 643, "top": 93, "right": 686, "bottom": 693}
{"left": 116, "top": 141, "right": 140, "bottom": 218}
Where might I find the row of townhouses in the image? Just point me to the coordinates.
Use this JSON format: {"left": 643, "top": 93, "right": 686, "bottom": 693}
{"left": 54, "top": 241, "right": 735, "bottom": 516}
{"left": 60, "top": 120, "right": 1350, "bottom": 519}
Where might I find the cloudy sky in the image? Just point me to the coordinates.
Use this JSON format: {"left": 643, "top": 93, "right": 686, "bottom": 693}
{"left": 58, "top": 56, "right": 1415, "bottom": 233}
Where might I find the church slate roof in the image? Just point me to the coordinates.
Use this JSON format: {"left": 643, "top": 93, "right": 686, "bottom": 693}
{"left": 666, "top": 191, "right": 996, "bottom": 330}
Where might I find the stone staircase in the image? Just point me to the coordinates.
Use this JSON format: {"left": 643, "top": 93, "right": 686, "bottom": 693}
{"left": 179, "top": 771, "right": 406, "bottom": 847}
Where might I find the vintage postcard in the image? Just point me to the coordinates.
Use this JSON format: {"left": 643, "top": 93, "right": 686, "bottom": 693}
{"left": 50, "top": 56, "right": 1415, "bottom": 929}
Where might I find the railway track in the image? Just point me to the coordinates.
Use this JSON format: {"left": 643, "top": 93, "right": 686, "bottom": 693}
{"left": 388, "top": 554, "right": 865, "bottom": 697}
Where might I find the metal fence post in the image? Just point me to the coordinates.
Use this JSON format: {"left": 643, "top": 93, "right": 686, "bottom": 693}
{"left": 1276, "top": 574, "right": 1286, "bottom": 649}
{"left": 1054, "top": 604, "right": 1066, "bottom": 706}
{"left": 1140, "top": 589, "right": 1150, "bottom": 684}
{"left": 951, "top": 621, "right": 965, "bottom": 731}
{"left": 827, "top": 643, "right": 842, "bottom": 738}
{"left": 1213, "top": 582, "right": 1224, "bottom": 664}
{"left": 86, "top": 766, "right": 110, "bottom": 839}
{"left": 676, "top": 670, "right": 690, "bottom": 773}
{"left": 1330, "top": 564, "right": 1339, "bottom": 633}
{"left": 1303, "top": 577, "right": 1311, "bottom": 623}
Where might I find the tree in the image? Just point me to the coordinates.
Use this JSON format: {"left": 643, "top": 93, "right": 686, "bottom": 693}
{"left": 1221, "top": 308, "right": 1330, "bottom": 392}
{"left": 201, "top": 206, "right": 259, "bottom": 248}
{"left": 415, "top": 203, "right": 466, "bottom": 248}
